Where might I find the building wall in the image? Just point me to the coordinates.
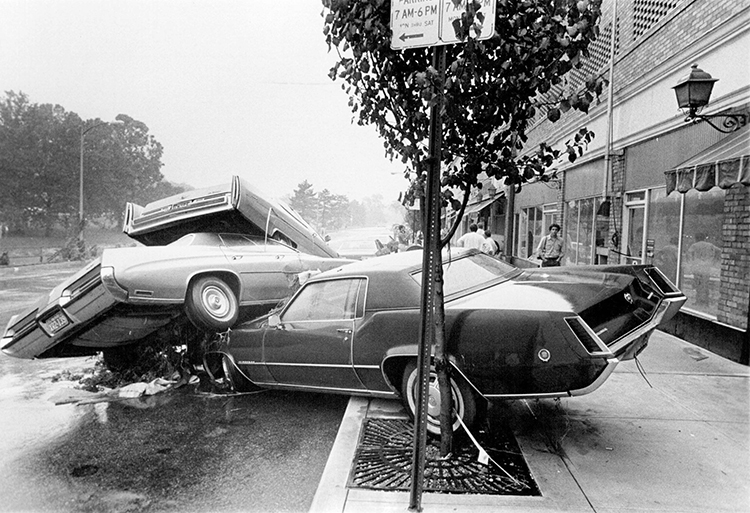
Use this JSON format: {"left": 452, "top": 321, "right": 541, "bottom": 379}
{"left": 516, "top": 0, "right": 750, "bottom": 363}
{"left": 721, "top": 185, "right": 750, "bottom": 329}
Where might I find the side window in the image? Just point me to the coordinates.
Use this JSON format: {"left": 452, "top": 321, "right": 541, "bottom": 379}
{"left": 282, "top": 279, "right": 364, "bottom": 322}
{"left": 272, "top": 230, "right": 297, "bottom": 249}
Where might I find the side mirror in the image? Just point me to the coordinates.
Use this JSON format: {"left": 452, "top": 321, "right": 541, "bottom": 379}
{"left": 268, "top": 314, "right": 282, "bottom": 329}
{"left": 325, "top": 235, "right": 331, "bottom": 242}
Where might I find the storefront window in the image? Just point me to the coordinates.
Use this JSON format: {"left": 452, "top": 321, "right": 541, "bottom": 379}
{"left": 626, "top": 206, "right": 645, "bottom": 263}
{"left": 515, "top": 207, "right": 544, "bottom": 259}
{"left": 517, "top": 210, "right": 528, "bottom": 258}
{"left": 564, "top": 200, "right": 580, "bottom": 265}
{"left": 647, "top": 188, "right": 681, "bottom": 284}
{"left": 530, "top": 206, "right": 543, "bottom": 259}
{"left": 578, "top": 198, "right": 594, "bottom": 265}
{"left": 681, "top": 188, "right": 724, "bottom": 318}
{"left": 595, "top": 197, "right": 609, "bottom": 264}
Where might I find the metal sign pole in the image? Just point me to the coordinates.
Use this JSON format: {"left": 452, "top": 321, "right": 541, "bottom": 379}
{"left": 408, "top": 43, "right": 446, "bottom": 512}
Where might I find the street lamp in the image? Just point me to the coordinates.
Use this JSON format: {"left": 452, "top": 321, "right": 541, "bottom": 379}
{"left": 78, "top": 116, "right": 127, "bottom": 241}
{"left": 672, "top": 64, "right": 747, "bottom": 133}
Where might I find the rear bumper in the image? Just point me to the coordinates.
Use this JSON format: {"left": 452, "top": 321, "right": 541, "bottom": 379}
{"left": 2, "top": 283, "right": 118, "bottom": 359}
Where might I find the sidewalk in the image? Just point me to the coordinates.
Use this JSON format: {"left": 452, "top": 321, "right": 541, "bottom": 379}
{"left": 311, "top": 330, "right": 750, "bottom": 512}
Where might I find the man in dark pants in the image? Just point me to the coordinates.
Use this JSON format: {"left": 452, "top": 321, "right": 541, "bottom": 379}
{"left": 536, "top": 224, "right": 564, "bottom": 267}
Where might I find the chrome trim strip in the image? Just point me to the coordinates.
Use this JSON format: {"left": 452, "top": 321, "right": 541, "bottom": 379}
{"left": 127, "top": 297, "right": 182, "bottom": 305}
{"left": 247, "top": 380, "right": 396, "bottom": 397}
{"left": 569, "top": 358, "right": 620, "bottom": 396}
{"left": 564, "top": 316, "right": 614, "bottom": 357}
{"left": 607, "top": 296, "right": 681, "bottom": 355}
{"left": 484, "top": 357, "right": 620, "bottom": 399}
{"left": 252, "top": 361, "right": 357, "bottom": 370}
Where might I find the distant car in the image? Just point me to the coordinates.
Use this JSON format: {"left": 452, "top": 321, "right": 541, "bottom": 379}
{"left": 209, "top": 248, "right": 686, "bottom": 434}
{"left": 1, "top": 233, "right": 352, "bottom": 361}
{"left": 123, "top": 175, "right": 338, "bottom": 258}
{"left": 328, "top": 234, "right": 395, "bottom": 260}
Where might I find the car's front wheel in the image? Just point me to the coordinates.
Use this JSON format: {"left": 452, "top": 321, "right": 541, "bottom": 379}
{"left": 400, "top": 360, "right": 477, "bottom": 435}
{"left": 185, "top": 276, "right": 239, "bottom": 331}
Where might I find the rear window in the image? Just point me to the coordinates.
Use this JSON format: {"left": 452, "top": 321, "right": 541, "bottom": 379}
{"left": 411, "top": 253, "right": 516, "bottom": 296}
{"left": 168, "top": 234, "right": 197, "bottom": 246}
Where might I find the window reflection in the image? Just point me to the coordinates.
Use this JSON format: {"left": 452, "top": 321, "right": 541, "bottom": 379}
{"left": 648, "top": 189, "right": 681, "bottom": 284}
{"left": 681, "top": 188, "right": 724, "bottom": 317}
{"left": 283, "top": 279, "right": 363, "bottom": 322}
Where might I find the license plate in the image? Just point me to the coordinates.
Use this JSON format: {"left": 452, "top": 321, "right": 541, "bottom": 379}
{"left": 42, "top": 311, "right": 70, "bottom": 334}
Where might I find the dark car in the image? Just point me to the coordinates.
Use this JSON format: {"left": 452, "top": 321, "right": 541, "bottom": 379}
{"left": 1, "top": 233, "right": 352, "bottom": 361}
{"left": 209, "top": 248, "right": 686, "bottom": 434}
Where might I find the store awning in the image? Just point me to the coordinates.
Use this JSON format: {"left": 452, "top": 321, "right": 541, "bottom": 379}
{"left": 665, "top": 128, "right": 750, "bottom": 195}
{"left": 463, "top": 195, "right": 498, "bottom": 215}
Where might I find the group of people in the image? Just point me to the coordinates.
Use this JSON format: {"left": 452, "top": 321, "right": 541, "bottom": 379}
{"left": 456, "top": 223, "right": 503, "bottom": 257}
{"left": 457, "top": 222, "right": 565, "bottom": 267}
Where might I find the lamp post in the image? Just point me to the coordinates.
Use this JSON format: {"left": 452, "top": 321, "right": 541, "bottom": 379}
{"left": 672, "top": 64, "right": 747, "bottom": 133}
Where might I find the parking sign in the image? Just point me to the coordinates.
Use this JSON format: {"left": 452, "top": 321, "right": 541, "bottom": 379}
{"left": 391, "top": 0, "right": 496, "bottom": 50}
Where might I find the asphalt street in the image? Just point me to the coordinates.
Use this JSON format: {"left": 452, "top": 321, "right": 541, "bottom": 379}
{"left": 0, "top": 262, "right": 348, "bottom": 513}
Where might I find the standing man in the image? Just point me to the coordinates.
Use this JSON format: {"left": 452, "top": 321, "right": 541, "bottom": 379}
{"left": 457, "top": 223, "right": 486, "bottom": 250}
{"left": 536, "top": 224, "right": 564, "bottom": 267}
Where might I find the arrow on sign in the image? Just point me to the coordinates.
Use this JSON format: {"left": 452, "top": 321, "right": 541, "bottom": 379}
{"left": 399, "top": 32, "right": 424, "bottom": 41}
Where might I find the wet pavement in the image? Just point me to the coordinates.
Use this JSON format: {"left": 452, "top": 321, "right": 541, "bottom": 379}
{"left": 0, "top": 356, "right": 348, "bottom": 513}
{"left": 0, "top": 262, "right": 348, "bottom": 512}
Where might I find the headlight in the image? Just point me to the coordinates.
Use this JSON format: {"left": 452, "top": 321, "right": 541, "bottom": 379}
{"left": 101, "top": 267, "right": 129, "bottom": 302}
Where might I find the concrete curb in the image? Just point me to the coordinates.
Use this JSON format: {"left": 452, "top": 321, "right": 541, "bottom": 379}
{"left": 310, "top": 396, "right": 368, "bottom": 513}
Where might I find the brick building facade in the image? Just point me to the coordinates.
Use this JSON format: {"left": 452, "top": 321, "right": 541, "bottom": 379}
{"left": 455, "top": 0, "right": 749, "bottom": 363}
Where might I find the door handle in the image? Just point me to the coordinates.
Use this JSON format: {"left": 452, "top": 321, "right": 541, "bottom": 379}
{"left": 337, "top": 329, "right": 352, "bottom": 335}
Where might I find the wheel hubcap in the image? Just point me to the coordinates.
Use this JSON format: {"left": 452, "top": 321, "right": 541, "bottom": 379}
{"left": 427, "top": 378, "right": 442, "bottom": 417}
{"left": 409, "top": 371, "right": 463, "bottom": 431}
{"left": 202, "top": 286, "right": 229, "bottom": 318}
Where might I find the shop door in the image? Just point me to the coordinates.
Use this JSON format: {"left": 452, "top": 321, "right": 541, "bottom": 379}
{"left": 624, "top": 206, "right": 645, "bottom": 264}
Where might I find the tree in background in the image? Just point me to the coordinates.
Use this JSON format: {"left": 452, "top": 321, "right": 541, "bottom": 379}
{"left": 289, "top": 180, "right": 318, "bottom": 221}
{"left": 0, "top": 91, "right": 182, "bottom": 235}
{"left": 290, "top": 180, "right": 404, "bottom": 232}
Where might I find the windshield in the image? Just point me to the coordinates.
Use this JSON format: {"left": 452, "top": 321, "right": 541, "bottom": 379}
{"left": 411, "top": 253, "right": 517, "bottom": 296}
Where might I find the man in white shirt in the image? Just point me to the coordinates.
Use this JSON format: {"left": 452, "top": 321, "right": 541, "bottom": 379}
{"left": 457, "top": 223, "right": 486, "bottom": 250}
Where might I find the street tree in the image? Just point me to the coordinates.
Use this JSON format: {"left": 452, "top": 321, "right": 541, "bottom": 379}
{"left": 322, "top": 0, "right": 605, "bottom": 454}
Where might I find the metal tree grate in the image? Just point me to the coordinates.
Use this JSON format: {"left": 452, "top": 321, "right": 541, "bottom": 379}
{"left": 348, "top": 418, "right": 540, "bottom": 495}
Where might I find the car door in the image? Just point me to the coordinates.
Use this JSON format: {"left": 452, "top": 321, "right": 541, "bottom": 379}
{"left": 263, "top": 277, "right": 366, "bottom": 392}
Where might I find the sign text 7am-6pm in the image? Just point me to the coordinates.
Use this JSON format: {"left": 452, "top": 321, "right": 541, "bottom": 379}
{"left": 390, "top": 0, "right": 496, "bottom": 50}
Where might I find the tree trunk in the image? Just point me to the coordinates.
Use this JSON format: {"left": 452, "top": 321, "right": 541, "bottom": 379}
{"left": 434, "top": 260, "right": 453, "bottom": 457}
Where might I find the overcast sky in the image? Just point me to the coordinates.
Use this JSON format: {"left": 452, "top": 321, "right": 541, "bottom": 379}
{"left": 1, "top": 0, "right": 409, "bottom": 202}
